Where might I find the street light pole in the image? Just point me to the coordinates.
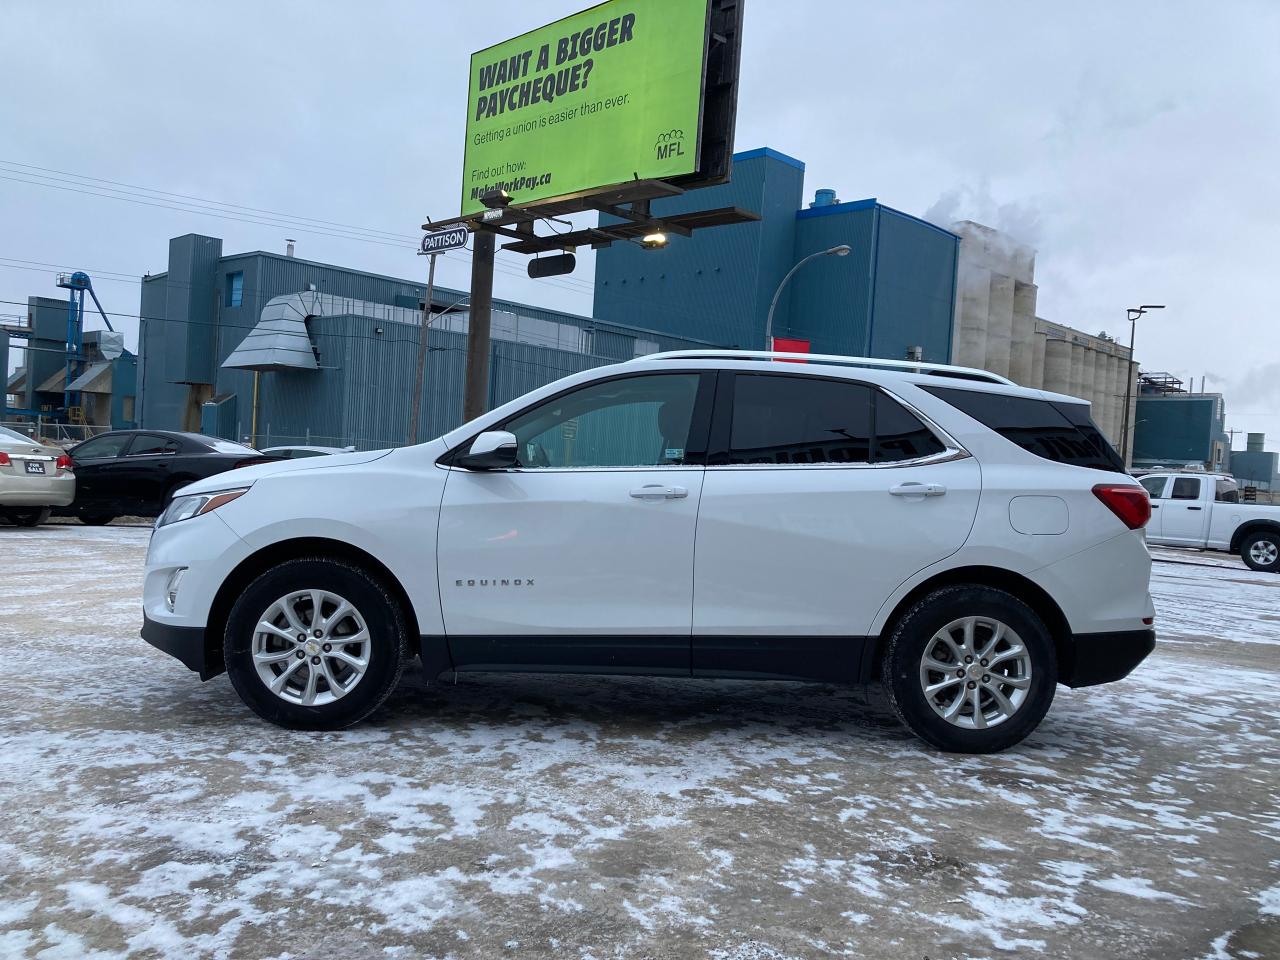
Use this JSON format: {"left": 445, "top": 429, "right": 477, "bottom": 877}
{"left": 1119, "top": 303, "right": 1165, "bottom": 467}
{"left": 764, "top": 245, "right": 852, "bottom": 350}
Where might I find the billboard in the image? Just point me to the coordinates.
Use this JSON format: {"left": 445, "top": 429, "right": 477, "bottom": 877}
{"left": 461, "top": 0, "right": 713, "bottom": 215}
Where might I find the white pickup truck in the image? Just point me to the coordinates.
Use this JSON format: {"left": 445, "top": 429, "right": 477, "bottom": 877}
{"left": 1138, "top": 472, "right": 1280, "bottom": 572}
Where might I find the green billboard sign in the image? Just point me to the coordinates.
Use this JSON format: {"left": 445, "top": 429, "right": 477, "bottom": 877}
{"left": 461, "top": 0, "right": 711, "bottom": 216}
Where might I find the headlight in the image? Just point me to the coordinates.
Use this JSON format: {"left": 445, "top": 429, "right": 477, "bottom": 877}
{"left": 157, "top": 488, "right": 249, "bottom": 527}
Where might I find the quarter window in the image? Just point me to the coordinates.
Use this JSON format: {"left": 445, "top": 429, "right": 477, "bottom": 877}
{"left": 501, "top": 373, "right": 700, "bottom": 469}
{"left": 1170, "top": 477, "right": 1201, "bottom": 500}
{"left": 1214, "top": 478, "right": 1239, "bottom": 504}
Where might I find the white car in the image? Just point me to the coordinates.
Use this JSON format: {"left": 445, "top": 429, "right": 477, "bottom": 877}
{"left": 1137, "top": 472, "right": 1280, "bottom": 573}
{"left": 141, "top": 351, "right": 1156, "bottom": 753}
{"left": 0, "top": 425, "right": 75, "bottom": 526}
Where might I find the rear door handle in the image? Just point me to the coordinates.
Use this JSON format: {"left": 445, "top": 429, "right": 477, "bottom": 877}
{"left": 1187, "top": 506, "right": 1202, "bottom": 511}
{"left": 889, "top": 482, "right": 947, "bottom": 498}
{"left": 629, "top": 484, "right": 688, "bottom": 501}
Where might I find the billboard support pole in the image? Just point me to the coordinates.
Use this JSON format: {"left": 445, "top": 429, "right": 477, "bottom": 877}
{"left": 407, "top": 252, "right": 437, "bottom": 445}
{"left": 463, "top": 227, "right": 495, "bottom": 422}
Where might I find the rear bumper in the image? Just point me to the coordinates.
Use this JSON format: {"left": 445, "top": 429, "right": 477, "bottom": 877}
{"left": 1060, "top": 628, "right": 1156, "bottom": 688}
{"left": 0, "top": 477, "right": 75, "bottom": 507}
{"left": 141, "top": 615, "right": 220, "bottom": 680}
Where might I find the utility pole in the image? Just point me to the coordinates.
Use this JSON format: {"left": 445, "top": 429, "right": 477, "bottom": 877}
{"left": 464, "top": 228, "right": 495, "bottom": 422}
{"left": 406, "top": 251, "right": 437, "bottom": 446}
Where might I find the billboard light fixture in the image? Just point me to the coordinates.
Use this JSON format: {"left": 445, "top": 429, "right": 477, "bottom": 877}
{"left": 641, "top": 232, "right": 668, "bottom": 249}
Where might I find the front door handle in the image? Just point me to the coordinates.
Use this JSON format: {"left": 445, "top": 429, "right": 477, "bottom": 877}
{"left": 889, "top": 482, "right": 947, "bottom": 498}
{"left": 629, "top": 484, "right": 688, "bottom": 501}
{"left": 1187, "top": 506, "right": 1202, "bottom": 511}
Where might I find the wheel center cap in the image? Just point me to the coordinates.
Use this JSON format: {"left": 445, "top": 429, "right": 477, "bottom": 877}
{"left": 304, "top": 640, "right": 321, "bottom": 656}
{"left": 968, "top": 664, "right": 983, "bottom": 679}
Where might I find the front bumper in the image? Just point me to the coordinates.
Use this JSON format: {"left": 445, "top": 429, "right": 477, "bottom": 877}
{"left": 1060, "top": 628, "right": 1156, "bottom": 688}
{"left": 141, "top": 615, "right": 220, "bottom": 680}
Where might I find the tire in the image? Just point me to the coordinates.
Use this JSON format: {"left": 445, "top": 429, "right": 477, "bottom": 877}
{"left": 5, "top": 507, "right": 51, "bottom": 527}
{"left": 78, "top": 513, "right": 116, "bottom": 526}
{"left": 882, "top": 585, "right": 1057, "bottom": 754}
{"left": 1241, "top": 531, "right": 1280, "bottom": 573}
{"left": 224, "top": 557, "right": 410, "bottom": 730}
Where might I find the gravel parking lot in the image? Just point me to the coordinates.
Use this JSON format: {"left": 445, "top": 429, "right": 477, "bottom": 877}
{"left": 2, "top": 525, "right": 1278, "bottom": 959}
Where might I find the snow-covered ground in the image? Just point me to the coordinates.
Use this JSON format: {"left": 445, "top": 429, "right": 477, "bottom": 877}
{"left": 1, "top": 525, "right": 1277, "bottom": 959}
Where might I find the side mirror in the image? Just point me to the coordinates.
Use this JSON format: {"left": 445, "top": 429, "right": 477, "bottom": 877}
{"left": 455, "top": 430, "right": 518, "bottom": 470}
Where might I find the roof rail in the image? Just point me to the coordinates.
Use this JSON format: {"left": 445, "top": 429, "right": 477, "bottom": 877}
{"left": 636, "top": 350, "right": 1016, "bottom": 385}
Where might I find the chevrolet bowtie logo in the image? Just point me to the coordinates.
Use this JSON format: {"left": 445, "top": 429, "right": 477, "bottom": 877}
{"left": 455, "top": 579, "right": 535, "bottom": 587}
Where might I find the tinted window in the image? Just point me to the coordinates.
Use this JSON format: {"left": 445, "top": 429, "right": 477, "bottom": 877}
{"left": 128, "top": 434, "right": 180, "bottom": 456}
{"left": 923, "top": 387, "right": 1125, "bottom": 472}
{"left": 1171, "top": 477, "right": 1201, "bottom": 500}
{"left": 728, "top": 375, "right": 873, "bottom": 465}
{"left": 205, "top": 439, "right": 259, "bottom": 454}
{"left": 73, "top": 434, "right": 131, "bottom": 460}
{"left": 0, "top": 425, "right": 34, "bottom": 443}
{"left": 874, "top": 394, "right": 947, "bottom": 463}
{"left": 227, "top": 272, "right": 244, "bottom": 308}
{"left": 1215, "top": 478, "right": 1239, "bottom": 504}
{"left": 502, "top": 373, "right": 700, "bottom": 469}
{"left": 1139, "top": 476, "right": 1167, "bottom": 498}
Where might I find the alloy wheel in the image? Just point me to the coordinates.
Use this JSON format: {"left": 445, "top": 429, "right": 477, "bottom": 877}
{"left": 1249, "top": 539, "right": 1278, "bottom": 567}
{"left": 252, "top": 589, "right": 371, "bottom": 706}
{"left": 918, "top": 616, "right": 1032, "bottom": 730}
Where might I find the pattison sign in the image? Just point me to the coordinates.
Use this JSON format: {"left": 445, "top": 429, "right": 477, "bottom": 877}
{"left": 461, "top": 0, "right": 710, "bottom": 215}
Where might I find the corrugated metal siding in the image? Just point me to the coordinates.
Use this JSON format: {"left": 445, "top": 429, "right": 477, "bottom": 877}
{"left": 163, "top": 235, "right": 222, "bottom": 384}
{"left": 868, "top": 209, "right": 959, "bottom": 363}
{"left": 1133, "top": 395, "right": 1216, "bottom": 462}
{"left": 789, "top": 206, "right": 876, "bottom": 353}
{"left": 594, "top": 151, "right": 806, "bottom": 347}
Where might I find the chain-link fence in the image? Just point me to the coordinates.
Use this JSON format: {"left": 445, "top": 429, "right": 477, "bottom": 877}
{"left": 0, "top": 419, "right": 110, "bottom": 447}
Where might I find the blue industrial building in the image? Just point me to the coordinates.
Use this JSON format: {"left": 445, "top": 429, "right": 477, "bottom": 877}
{"left": 3, "top": 295, "right": 137, "bottom": 432}
{"left": 137, "top": 234, "right": 711, "bottom": 448}
{"left": 593, "top": 148, "right": 961, "bottom": 362}
{"left": 1131, "top": 374, "right": 1230, "bottom": 473}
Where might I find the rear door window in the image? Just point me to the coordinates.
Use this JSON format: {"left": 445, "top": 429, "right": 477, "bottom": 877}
{"left": 1170, "top": 477, "right": 1202, "bottom": 500}
{"left": 722, "top": 374, "right": 946, "bottom": 466}
{"left": 922, "top": 386, "right": 1124, "bottom": 472}
{"left": 1214, "top": 478, "right": 1239, "bottom": 503}
{"left": 127, "top": 434, "right": 181, "bottom": 456}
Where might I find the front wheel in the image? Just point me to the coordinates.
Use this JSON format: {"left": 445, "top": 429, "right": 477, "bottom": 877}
{"left": 4, "top": 507, "right": 51, "bottom": 527}
{"left": 1241, "top": 531, "right": 1280, "bottom": 573}
{"left": 882, "top": 586, "right": 1057, "bottom": 753}
{"left": 224, "top": 557, "right": 409, "bottom": 730}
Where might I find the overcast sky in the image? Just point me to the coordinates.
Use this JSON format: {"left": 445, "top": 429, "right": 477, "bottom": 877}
{"left": 4, "top": 1, "right": 1278, "bottom": 443}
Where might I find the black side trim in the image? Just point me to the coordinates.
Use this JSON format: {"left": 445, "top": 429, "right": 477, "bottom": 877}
{"left": 693, "top": 635, "right": 869, "bottom": 682}
{"left": 1059, "top": 628, "right": 1156, "bottom": 688}
{"left": 141, "top": 615, "right": 220, "bottom": 681}
{"left": 447, "top": 635, "right": 689, "bottom": 676}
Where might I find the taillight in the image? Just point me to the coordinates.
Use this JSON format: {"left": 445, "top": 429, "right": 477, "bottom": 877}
{"left": 0, "top": 451, "right": 9, "bottom": 466}
{"left": 55, "top": 454, "right": 73, "bottom": 471}
{"left": 232, "top": 458, "right": 262, "bottom": 469}
{"left": 1092, "top": 483, "right": 1151, "bottom": 530}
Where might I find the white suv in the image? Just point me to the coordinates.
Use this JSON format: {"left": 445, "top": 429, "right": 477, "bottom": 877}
{"left": 141, "top": 351, "right": 1155, "bottom": 753}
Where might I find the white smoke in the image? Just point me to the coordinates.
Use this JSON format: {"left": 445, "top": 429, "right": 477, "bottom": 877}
{"left": 923, "top": 183, "right": 1042, "bottom": 250}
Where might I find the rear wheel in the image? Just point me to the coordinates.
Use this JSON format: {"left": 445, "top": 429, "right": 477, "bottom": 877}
{"left": 224, "top": 557, "right": 409, "bottom": 730}
{"left": 882, "top": 586, "right": 1057, "bottom": 753}
{"left": 5, "top": 507, "right": 51, "bottom": 527}
{"left": 1241, "top": 531, "right": 1280, "bottom": 573}
{"left": 78, "top": 513, "right": 116, "bottom": 526}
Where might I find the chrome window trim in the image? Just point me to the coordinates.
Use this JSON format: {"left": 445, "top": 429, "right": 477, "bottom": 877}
{"left": 710, "top": 380, "right": 971, "bottom": 470}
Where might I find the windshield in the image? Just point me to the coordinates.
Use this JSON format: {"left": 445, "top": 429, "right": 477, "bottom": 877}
{"left": 0, "top": 425, "right": 36, "bottom": 444}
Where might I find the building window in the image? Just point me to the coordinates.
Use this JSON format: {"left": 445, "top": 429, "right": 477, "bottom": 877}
{"left": 227, "top": 272, "right": 244, "bottom": 308}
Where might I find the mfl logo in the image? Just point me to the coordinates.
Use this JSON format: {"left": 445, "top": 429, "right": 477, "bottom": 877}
{"left": 655, "top": 129, "right": 686, "bottom": 160}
